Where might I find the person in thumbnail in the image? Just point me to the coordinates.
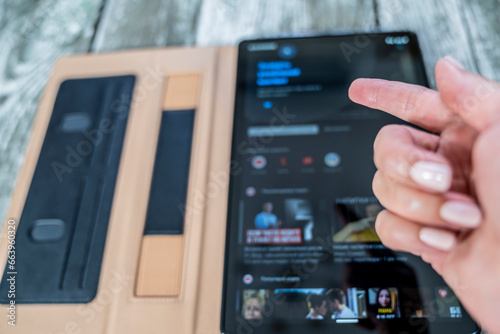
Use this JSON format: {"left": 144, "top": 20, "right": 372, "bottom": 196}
{"left": 254, "top": 202, "right": 281, "bottom": 229}
{"left": 376, "top": 288, "right": 395, "bottom": 314}
{"left": 377, "top": 288, "right": 392, "bottom": 308}
{"left": 243, "top": 292, "right": 265, "bottom": 320}
{"left": 325, "top": 288, "right": 357, "bottom": 319}
{"left": 305, "top": 294, "right": 328, "bottom": 319}
{"left": 333, "top": 203, "right": 383, "bottom": 242}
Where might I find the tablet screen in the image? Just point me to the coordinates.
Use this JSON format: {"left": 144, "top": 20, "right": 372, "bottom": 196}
{"left": 222, "top": 33, "right": 479, "bottom": 334}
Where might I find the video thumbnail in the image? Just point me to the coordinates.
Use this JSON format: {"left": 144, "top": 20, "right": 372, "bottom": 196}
{"left": 241, "top": 289, "right": 270, "bottom": 320}
{"left": 368, "top": 287, "right": 401, "bottom": 319}
{"left": 402, "top": 287, "right": 462, "bottom": 319}
{"left": 332, "top": 198, "right": 383, "bottom": 243}
{"left": 269, "top": 288, "right": 367, "bottom": 320}
{"left": 246, "top": 198, "right": 316, "bottom": 245}
{"left": 434, "top": 287, "right": 462, "bottom": 318}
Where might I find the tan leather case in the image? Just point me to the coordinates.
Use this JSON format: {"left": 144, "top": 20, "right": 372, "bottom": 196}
{"left": 0, "top": 46, "right": 237, "bottom": 334}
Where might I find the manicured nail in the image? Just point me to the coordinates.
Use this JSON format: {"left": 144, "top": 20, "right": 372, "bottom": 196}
{"left": 420, "top": 228, "right": 457, "bottom": 251}
{"left": 410, "top": 161, "right": 452, "bottom": 192}
{"left": 440, "top": 201, "right": 482, "bottom": 228}
{"left": 444, "top": 56, "right": 465, "bottom": 70}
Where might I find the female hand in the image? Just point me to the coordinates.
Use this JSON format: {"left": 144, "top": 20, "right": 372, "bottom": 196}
{"left": 349, "top": 56, "right": 500, "bottom": 333}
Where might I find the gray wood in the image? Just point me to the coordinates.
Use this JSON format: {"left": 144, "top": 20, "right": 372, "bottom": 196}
{"left": 0, "top": 0, "right": 104, "bottom": 227}
{"left": 0, "top": 1, "right": 498, "bottom": 332}
{"left": 375, "top": 0, "right": 477, "bottom": 88}
{"left": 195, "top": 0, "right": 376, "bottom": 46}
{"left": 91, "top": 0, "right": 202, "bottom": 51}
{"left": 460, "top": 0, "right": 500, "bottom": 81}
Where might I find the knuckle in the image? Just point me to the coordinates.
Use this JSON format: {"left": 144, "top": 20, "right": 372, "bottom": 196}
{"left": 473, "top": 123, "right": 500, "bottom": 164}
{"left": 401, "top": 86, "right": 426, "bottom": 121}
{"left": 373, "top": 171, "right": 398, "bottom": 209}
{"left": 375, "top": 210, "right": 392, "bottom": 240}
{"left": 372, "top": 171, "right": 387, "bottom": 205}
{"left": 407, "top": 148, "right": 426, "bottom": 166}
{"left": 371, "top": 80, "right": 387, "bottom": 109}
{"left": 376, "top": 210, "right": 418, "bottom": 253}
{"left": 373, "top": 127, "right": 391, "bottom": 166}
{"left": 374, "top": 125, "right": 420, "bottom": 180}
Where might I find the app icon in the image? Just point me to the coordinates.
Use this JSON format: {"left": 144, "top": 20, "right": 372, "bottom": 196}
{"left": 324, "top": 152, "right": 341, "bottom": 167}
{"left": 279, "top": 156, "right": 288, "bottom": 167}
{"left": 252, "top": 155, "right": 267, "bottom": 169}
{"left": 243, "top": 274, "right": 253, "bottom": 285}
{"left": 279, "top": 45, "right": 297, "bottom": 59}
{"left": 245, "top": 187, "right": 256, "bottom": 197}
{"left": 302, "top": 156, "right": 313, "bottom": 166}
{"left": 262, "top": 101, "right": 273, "bottom": 109}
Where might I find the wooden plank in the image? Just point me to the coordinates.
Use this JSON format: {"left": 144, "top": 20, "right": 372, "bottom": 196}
{"left": 375, "top": 0, "right": 477, "bottom": 87}
{"left": 91, "top": 0, "right": 202, "bottom": 52}
{"left": 0, "top": 0, "right": 104, "bottom": 226}
{"left": 195, "top": 0, "right": 376, "bottom": 46}
{"left": 460, "top": 0, "right": 500, "bottom": 81}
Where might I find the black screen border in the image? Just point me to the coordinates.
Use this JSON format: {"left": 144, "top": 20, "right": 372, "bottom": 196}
{"left": 221, "top": 31, "right": 480, "bottom": 334}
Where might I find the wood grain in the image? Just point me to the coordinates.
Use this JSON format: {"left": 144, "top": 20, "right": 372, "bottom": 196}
{"left": 460, "top": 0, "right": 500, "bottom": 81}
{"left": 91, "top": 0, "right": 202, "bottom": 51}
{"left": 0, "top": 0, "right": 104, "bottom": 228}
{"left": 195, "top": 0, "right": 376, "bottom": 46}
{"left": 0, "top": 1, "right": 497, "bottom": 332}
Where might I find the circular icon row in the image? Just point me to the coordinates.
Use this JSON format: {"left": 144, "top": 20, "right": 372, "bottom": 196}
{"left": 251, "top": 153, "right": 341, "bottom": 169}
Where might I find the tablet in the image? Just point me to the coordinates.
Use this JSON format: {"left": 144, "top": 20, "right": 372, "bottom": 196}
{"left": 221, "top": 33, "right": 479, "bottom": 334}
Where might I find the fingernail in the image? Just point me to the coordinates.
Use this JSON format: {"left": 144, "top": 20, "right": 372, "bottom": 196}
{"left": 444, "top": 56, "right": 465, "bottom": 70}
{"left": 410, "top": 161, "right": 452, "bottom": 192}
{"left": 420, "top": 228, "right": 457, "bottom": 251}
{"left": 440, "top": 201, "right": 482, "bottom": 228}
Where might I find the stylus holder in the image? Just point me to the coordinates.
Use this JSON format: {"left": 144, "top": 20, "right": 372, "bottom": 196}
{"left": 0, "top": 76, "right": 136, "bottom": 303}
{"left": 136, "top": 74, "right": 200, "bottom": 297}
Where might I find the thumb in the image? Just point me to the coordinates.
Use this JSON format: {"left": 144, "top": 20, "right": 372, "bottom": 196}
{"left": 473, "top": 122, "right": 500, "bottom": 226}
{"left": 435, "top": 56, "right": 500, "bottom": 131}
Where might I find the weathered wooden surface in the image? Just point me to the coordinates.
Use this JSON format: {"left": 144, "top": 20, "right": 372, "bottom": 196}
{"left": 92, "top": 0, "right": 202, "bottom": 51}
{"left": 195, "top": 0, "right": 376, "bottom": 46}
{"left": 461, "top": 0, "right": 500, "bottom": 82}
{"left": 0, "top": 0, "right": 104, "bottom": 228}
{"left": 0, "top": 0, "right": 497, "bottom": 332}
{"left": 376, "top": 0, "right": 477, "bottom": 87}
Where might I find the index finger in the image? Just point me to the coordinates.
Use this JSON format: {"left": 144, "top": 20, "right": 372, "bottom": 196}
{"left": 349, "top": 78, "right": 456, "bottom": 133}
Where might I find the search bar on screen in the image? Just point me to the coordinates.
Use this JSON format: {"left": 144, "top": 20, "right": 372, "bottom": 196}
{"left": 247, "top": 124, "right": 319, "bottom": 137}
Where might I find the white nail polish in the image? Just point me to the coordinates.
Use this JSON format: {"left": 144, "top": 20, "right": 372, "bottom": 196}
{"left": 410, "top": 161, "right": 452, "bottom": 192}
{"left": 420, "top": 228, "right": 456, "bottom": 251}
{"left": 440, "top": 201, "right": 482, "bottom": 228}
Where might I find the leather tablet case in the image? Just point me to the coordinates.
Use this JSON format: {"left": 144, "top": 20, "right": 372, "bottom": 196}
{"left": 0, "top": 46, "right": 237, "bottom": 334}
